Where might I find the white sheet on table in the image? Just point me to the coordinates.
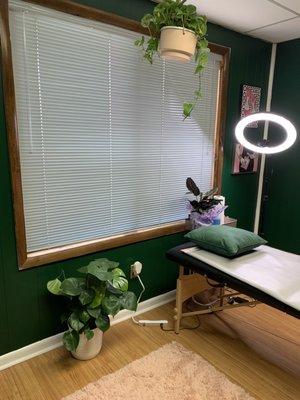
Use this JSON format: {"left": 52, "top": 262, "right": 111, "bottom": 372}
{"left": 182, "top": 245, "right": 300, "bottom": 311}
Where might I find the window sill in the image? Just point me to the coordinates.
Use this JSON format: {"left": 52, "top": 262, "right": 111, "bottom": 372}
{"left": 20, "top": 220, "right": 187, "bottom": 270}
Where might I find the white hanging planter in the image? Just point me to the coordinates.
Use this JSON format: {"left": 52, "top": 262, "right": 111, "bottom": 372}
{"left": 71, "top": 328, "right": 103, "bottom": 361}
{"left": 159, "top": 26, "right": 197, "bottom": 62}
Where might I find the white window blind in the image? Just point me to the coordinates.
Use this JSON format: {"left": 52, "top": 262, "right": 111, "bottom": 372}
{"left": 9, "top": 0, "right": 222, "bottom": 252}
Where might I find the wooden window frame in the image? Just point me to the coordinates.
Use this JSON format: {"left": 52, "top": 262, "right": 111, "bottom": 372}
{"left": 0, "top": 0, "right": 230, "bottom": 270}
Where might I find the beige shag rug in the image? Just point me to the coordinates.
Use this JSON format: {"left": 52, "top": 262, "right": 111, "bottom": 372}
{"left": 63, "top": 342, "right": 255, "bottom": 400}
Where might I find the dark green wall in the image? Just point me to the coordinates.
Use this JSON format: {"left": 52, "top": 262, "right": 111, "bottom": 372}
{"left": 261, "top": 39, "right": 300, "bottom": 254}
{"left": 0, "top": 0, "right": 271, "bottom": 356}
{"left": 210, "top": 28, "right": 270, "bottom": 230}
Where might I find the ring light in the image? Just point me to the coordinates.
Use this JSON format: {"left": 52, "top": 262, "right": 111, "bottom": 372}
{"left": 235, "top": 113, "right": 297, "bottom": 154}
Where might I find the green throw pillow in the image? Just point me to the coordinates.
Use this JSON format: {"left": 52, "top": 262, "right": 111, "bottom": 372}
{"left": 185, "top": 225, "right": 267, "bottom": 257}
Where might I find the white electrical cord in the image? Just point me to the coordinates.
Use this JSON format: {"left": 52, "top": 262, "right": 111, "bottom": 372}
{"left": 131, "top": 267, "right": 168, "bottom": 327}
{"left": 192, "top": 295, "right": 221, "bottom": 307}
{"left": 131, "top": 275, "right": 146, "bottom": 325}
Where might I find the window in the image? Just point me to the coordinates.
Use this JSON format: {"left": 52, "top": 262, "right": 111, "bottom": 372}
{"left": 5, "top": 0, "right": 228, "bottom": 268}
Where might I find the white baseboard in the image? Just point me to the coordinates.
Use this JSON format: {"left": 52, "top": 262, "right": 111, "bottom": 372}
{"left": 0, "top": 289, "right": 175, "bottom": 372}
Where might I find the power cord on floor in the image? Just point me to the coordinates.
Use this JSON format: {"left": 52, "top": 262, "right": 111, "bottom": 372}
{"left": 131, "top": 269, "right": 297, "bottom": 344}
{"left": 191, "top": 293, "right": 298, "bottom": 345}
{"left": 160, "top": 300, "right": 202, "bottom": 332}
{"left": 160, "top": 315, "right": 201, "bottom": 332}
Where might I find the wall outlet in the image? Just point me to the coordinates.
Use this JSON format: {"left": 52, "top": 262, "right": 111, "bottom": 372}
{"left": 130, "top": 261, "right": 142, "bottom": 278}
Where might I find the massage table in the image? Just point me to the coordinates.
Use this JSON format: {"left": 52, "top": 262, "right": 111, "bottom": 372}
{"left": 166, "top": 243, "right": 300, "bottom": 333}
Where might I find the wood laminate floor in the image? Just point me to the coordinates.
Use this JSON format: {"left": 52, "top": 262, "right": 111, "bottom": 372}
{"left": 0, "top": 302, "right": 299, "bottom": 400}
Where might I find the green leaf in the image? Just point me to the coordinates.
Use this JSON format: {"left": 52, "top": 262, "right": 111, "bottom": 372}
{"left": 112, "top": 268, "right": 125, "bottom": 278}
{"left": 95, "top": 314, "right": 110, "bottom": 332}
{"left": 198, "top": 37, "right": 208, "bottom": 49}
{"left": 96, "top": 258, "right": 119, "bottom": 270}
{"left": 84, "top": 328, "right": 94, "bottom": 341}
{"left": 89, "top": 285, "right": 106, "bottom": 309}
{"left": 146, "top": 37, "right": 159, "bottom": 51}
{"left": 134, "top": 36, "right": 145, "bottom": 47}
{"left": 78, "top": 259, "right": 114, "bottom": 281}
{"left": 195, "top": 49, "right": 209, "bottom": 71}
{"left": 102, "top": 295, "right": 121, "bottom": 317}
{"left": 186, "top": 4, "right": 197, "bottom": 13}
{"left": 120, "top": 291, "right": 137, "bottom": 311}
{"left": 79, "top": 310, "right": 90, "bottom": 324}
{"left": 144, "top": 52, "right": 154, "bottom": 64}
{"left": 60, "top": 312, "right": 69, "bottom": 324}
{"left": 141, "top": 13, "right": 154, "bottom": 28}
{"left": 204, "top": 187, "right": 218, "bottom": 198}
{"left": 183, "top": 102, "right": 194, "bottom": 118}
{"left": 87, "top": 307, "right": 101, "bottom": 318}
{"left": 63, "top": 330, "right": 79, "bottom": 352}
{"left": 111, "top": 276, "right": 128, "bottom": 292}
{"left": 60, "top": 278, "right": 84, "bottom": 296}
{"left": 194, "top": 89, "right": 202, "bottom": 99}
{"left": 79, "top": 289, "right": 94, "bottom": 305}
{"left": 47, "top": 278, "right": 62, "bottom": 295}
{"left": 110, "top": 268, "right": 128, "bottom": 292}
{"left": 106, "top": 282, "right": 124, "bottom": 296}
{"left": 68, "top": 312, "right": 84, "bottom": 332}
{"left": 195, "top": 64, "right": 204, "bottom": 74}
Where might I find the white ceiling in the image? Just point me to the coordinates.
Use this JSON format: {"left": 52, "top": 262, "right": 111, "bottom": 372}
{"left": 187, "top": 0, "right": 300, "bottom": 43}
{"left": 154, "top": 0, "right": 300, "bottom": 43}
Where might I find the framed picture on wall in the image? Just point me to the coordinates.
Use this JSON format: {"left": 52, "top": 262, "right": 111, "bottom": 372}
{"left": 241, "top": 84, "right": 261, "bottom": 128}
{"left": 232, "top": 143, "right": 259, "bottom": 174}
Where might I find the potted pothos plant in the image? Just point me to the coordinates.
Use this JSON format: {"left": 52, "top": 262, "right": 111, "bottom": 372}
{"left": 135, "top": 0, "right": 210, "bottom": 119}
{"left": 47, "top": 258, "right": 137, "bottom": 360}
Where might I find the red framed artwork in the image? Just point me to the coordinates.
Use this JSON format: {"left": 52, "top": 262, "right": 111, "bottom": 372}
{"left": 241, "top": 85, "right": 261, "bottom": 128}
{"left": 232, "top": 143, "right": 259, "bottom": 175}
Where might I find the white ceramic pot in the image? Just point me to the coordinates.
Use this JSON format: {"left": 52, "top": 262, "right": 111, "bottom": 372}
{"left": 159, "top": 26, "right": 197, "bottom": 62}
{"left": 71, "top": 328, "right": 103, "bottom": 361}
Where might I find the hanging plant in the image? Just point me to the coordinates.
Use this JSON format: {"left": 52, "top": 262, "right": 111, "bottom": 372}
{"left": 135, "top": 0, "right": 210, "bottom": 119}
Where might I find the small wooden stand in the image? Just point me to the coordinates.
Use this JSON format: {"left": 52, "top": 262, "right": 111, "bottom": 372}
{"left": 173, "top": 269, "right": 258, "bottom": 333}
{"left": 174, "top": 266, "right": 212, "bottom": 333}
